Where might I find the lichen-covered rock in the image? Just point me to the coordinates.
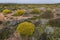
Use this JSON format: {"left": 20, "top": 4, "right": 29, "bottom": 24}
{"left": 45, "top": 26, "right": 54, "bottom": 34}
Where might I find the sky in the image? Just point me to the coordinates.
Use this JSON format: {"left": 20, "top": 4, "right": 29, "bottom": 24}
{"left": 0, "top": 0, "right": 60, "bottom": 4}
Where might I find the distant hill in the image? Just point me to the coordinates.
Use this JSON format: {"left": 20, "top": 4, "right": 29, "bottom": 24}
{"left": 0, "top": 3, "right": 60, "bottom": 5}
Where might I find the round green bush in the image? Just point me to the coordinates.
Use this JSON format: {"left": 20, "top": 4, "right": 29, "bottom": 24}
{"left": 31, "top": 8, "right": 41, "bottom": 14}
{"left": 14, "top": 9, "right": 25, "bottom": 16}
{"left": 2, "top": 9, "right": 11, "bottom": 14}
{"left": 17, "top": 22, "right": 35, "bottom": 37}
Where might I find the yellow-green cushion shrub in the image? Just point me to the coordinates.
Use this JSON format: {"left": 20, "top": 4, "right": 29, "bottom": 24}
{"left": 31, "top": 9, "right": 41, "bottom": 14}
{"left": 15, "top": 9, "right": 25, "bottom": 16}
{"left": 17, "top": 22, "right": 35, "bottom": 37}
{"left": 2, "top": 9, "right": 11, "bottom": 14}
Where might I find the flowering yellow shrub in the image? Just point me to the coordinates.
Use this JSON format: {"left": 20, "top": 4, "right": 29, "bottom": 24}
{"left": 17, "top": 22, "right": 35, "bottom": 37}
{"left": 15, "top": 9, "right": 25, "bottom": 16}
{"left": 2, "top": 9, "right": 11, "bottom": 14}
{"left": 31, "top": 9, "right": 40, "bottom": 14}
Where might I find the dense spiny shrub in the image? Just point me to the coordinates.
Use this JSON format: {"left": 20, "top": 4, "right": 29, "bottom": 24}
{"left": 31, "top": 9, "right": 40, "bottom": 14}
{"left": 38, "top": 33, "right": 48, "bottom": 40}
{"left": 40, "top": 9, "right": 54, "bottom": 19}
{"left": 14, "top": 9, "right": 25, "bottom": 16}
{"left": 0, "top": 8, "right": 4, "bottom": 12}
{"left": 2, "top": 9, "right": 11, "bottom": 14}
{"left": 17, "top": 22, "right": 35, "bottom": 37}
{"left": 48, "top": 18, "right": 60, "bottom": 27}
{"left": 0, "top": 27, "right": 13, "bottom": 40}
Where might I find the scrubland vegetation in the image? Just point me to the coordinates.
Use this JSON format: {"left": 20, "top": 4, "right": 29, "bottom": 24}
{"left": 0, "top": 4, "right": 60, "bottom": 40}
{"left": 2, "top": 9, "right": 11, "bottom": 14}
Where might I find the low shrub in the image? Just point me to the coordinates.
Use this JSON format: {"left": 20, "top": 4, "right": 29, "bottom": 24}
{"left": 40, "top": 9, "right": 54, "bottom": 19}
{"left": 14, "top": 9, "right": 25, "bottom": 16}
{"left": 2, "top": 9, "right": 11, "bottom": 14}
{"left": 31, "top": 9, "right": 41, "bottom": 14}
{"left": 17, "top": 22, "right": 35, "bottom": 37}
{"left": 0, "top": 27, "right": 13, "bottom": 40}
{"left": 48, "top": 18, "right": 60, "bottom": 27}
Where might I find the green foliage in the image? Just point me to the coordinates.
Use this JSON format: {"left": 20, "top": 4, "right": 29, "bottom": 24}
{"left": 0, "top": 8, "right": 4, "bottom": 12}
{"left": 31, "top": 8, "right": 41, "bottom": 14}
{"left": 38, "top": 33, "right": 48, "bottom": 40}
{"left": 53, "top": 27, "right": 60, "bottom": 37}
{"left": 0, "top": 27, "right": 13, "bottom": 40}
{"left": 14, "top": 9, "right": 25, "bottom": 16}
{"left": 2, "top": 9, "right": 11, "bottom": 14}
{"left": 45, "top": 9, "right": 52, "bottom": 14}
{"left": 17, "top": 22, "right": 35, "bottom": 37}
{"left": 36, "top": 27, "right": 45, "bottom": 37}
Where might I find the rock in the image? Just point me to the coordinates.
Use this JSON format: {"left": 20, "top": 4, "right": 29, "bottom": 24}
{"left": 45, "top": 26, "right": 54, "bottom": 34}
{"left": 0, "top": 13, "right": 5, "bottom": 21}
{"left": 0, "top": 13, "right": 5, "bottom": 29}
{"left": 58, "top": 38, "right": 60, "bottom": 40}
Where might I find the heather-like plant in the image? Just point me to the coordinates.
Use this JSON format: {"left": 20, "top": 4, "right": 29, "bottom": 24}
{"left": 0, "top": 27, "right": 13, "bottom": 40}
{"left": 48, "top": 18, "right": 60, "bottom": 27}
{"left": 40, "top": 9, "right": 54, "bottom": 19}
